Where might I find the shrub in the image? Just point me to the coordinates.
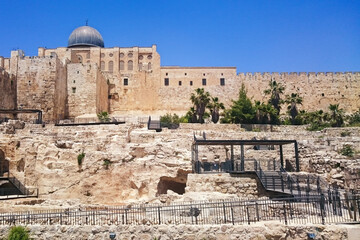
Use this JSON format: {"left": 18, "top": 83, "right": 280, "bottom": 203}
{"left": 97, "top": 111, "right": 110, "bottom": 122}
{"left": 340, "top": 144, "right": 354, "bottom": 157}
{"left": 8, "top": 226, "right": 30, "bottom": 240}
{"left": 103, "top": 159, "right": 111, "bottom": 169}
{"left": 340, "top": 131, "right": 351, "bottom": 137}
{"left": 77, "top": 152, "right": 85, "bottom": 165}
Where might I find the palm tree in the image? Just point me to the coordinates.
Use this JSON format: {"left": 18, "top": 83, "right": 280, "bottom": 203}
{"left": 328, "top": 104, "right": 344, "bottom": 127}
{"left": 254, "top": 101, "right": 279, "bottom": 124}
{"left": 285, "top": 93, "right": 303, "bottom": 124}
{"left": 190, "top": 88, "right": 211, "bottom": 123}
{"left": 208, "top": 97, "right": 225, "bottom": 123}
{"left": 264, "top": 80, "right": 285, "bottom": 115}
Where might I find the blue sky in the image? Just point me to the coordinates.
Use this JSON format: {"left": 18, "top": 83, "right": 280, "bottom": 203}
{"left": 0, "top": 0, "right": 359, "bottom": 72}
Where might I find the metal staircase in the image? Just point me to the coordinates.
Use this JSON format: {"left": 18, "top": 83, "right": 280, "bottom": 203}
{"left": 0, "top": 173, "right": 38, "bottom": 199}
{"left": 147, "top": 116, "right": 162, "bottom": 132}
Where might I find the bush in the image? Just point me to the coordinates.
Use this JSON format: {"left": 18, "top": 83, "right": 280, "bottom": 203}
{"left": 103, "top": 159, "right": 111, "bottom": 169}
{"left": 160, "top": 113, "right": 187, "bottom": 128}
{"left": 8, "top": 226, "right": 30, "bottom": 240}
{"left": 97, "top": 111, "right": 110, "bottom": 122}
{"left": 77, "top": 152, "right": 85, "bottom": 165}
{"left": 340, "top": 144, "right": 354, "bottom": 157}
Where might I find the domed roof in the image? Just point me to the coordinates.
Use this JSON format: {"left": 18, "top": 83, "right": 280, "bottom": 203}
{"left": 68, "top": 26, "right": 104, "bottom": 48}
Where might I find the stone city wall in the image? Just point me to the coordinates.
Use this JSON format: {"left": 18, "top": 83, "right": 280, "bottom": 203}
{"left": 16, "top": 56, "right": 67, "bottom": 122}
{"left": 0, "top": 68, "right": 16, "bottom": 110}
{"left": 0, "top": 222, "right": 355, "bottom": 240}
{"left": 157, "top": 71, "right": 360, "bottom": 115}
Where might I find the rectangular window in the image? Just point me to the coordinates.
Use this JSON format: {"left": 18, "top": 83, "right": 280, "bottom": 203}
{"left": 124, "top": 78, "right": 128, "bottom": 86}
{"left": 190, "top": 81, "right": 193, "bottom": 86}
{"left": 164, "top": 78, "right": 169, "bottom": 86}
{"left": 220, "top": 78, "right": 225, "bottom": 86}
{"left": 202, "top": 78, "right": 207, "bottom": 86}
{"left": 72, "top": 87, "right": 76, "bottom": 93}
{"left": 179, "top": 81, "right": 182, "bottom": 86}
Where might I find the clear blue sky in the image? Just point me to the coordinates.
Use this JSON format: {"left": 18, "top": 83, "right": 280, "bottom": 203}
{"left": 1, "top": 0, "right": 359, "bottom": 72}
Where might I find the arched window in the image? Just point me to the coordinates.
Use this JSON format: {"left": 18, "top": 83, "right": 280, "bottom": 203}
{"left": 128, "top": 60, "right": 133, "bottom": 71}
{"left": 108, "top": 61, "right": 114, "bottom": 73}
{"left": 77, "top": 55, "right": 83, "bottom": 63}
{"left": 100, "top": 61, "right": 105, "bottom": 71}
{"left": 148, "top": 62, "right": 152, "bottom": 70}
{"left": 119, "top": 61, "right": 124, "bottom": 70}
{"left": 138, "top": 63, "right": 143, "bottom": 71}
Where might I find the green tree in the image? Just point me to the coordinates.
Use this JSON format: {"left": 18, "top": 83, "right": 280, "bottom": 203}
{"left": 222, "top": 84, "right": 255, "bottom": 124}
{"left": 8, "top": 226, "right": 30, "bottom": 240}
{"left": 264, "top": 80, "right": 285, "bottom": 115}
{"left": 285, "top": 93, "right": 303, "bottom": 124}
{"left": 254, "top": 101, "right": 279, "bottom": 124}
{"left": 208, "top": 97, "right": 225, "bottom": 123}
{"left": 328, "top": 104, "right": 344, "bottom": 127}
{"left": 190, "top": 88, "right": 211, "bottom": 123}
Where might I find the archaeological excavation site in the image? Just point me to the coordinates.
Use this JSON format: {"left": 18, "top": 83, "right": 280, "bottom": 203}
{"left": 0, "top": 23, "right": 359, "bottom": 239}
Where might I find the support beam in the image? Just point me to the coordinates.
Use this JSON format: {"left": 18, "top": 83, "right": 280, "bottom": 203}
{"left": 294, "top": 141, "right": 299, "bottom": 172}
{"left": 280, "top": 145, "right": 284, "bottom": 169}
{"left": 240, "top": 145, "right": 245, "bottom": 171}
{"left": 230, "top": 145, "right": 234, "bottom": 171}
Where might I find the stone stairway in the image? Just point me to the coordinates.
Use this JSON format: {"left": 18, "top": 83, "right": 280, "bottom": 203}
{"left": 0, "top": 173, "right": 38, "bottom": 200}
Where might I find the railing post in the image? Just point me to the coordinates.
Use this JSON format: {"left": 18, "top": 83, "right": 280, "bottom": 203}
{"left": 281, "top": 175, "right": 284, "bottom": 192}
{"left": 296, "top": 178, "right": 301, "bottom": 198}
{"left": 283, "top": 203, "right": 288, "bottom": 225}
{"left": 320, "top": 193, "right": 325, "bottom": 224}
{"left": 222, "top": 202, "right": 227, "bottom": 224}
{"left": 317, "top": 176, "right": 321, "bottom": 194}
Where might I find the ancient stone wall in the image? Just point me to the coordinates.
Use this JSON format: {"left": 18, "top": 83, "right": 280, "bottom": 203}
{"left": 0, "top": 68, "right": 16, "bottom": 110}
{"left": 16, "top": 56, "right": 67, "bottom": 122}
{"left": 186, "top": 173, "right": 259, "bottom": 198}
{"left": 0, "top": 223, "right": 354, "bottom": 240}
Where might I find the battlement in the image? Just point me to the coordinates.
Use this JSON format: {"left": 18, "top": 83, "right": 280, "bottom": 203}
{"left": 238, "top": 72, "right": 360, "bottom": 77}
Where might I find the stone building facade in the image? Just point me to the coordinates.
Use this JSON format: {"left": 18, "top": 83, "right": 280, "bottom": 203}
{"left": 0, "top": 25, "right": 359, "bottom": 122}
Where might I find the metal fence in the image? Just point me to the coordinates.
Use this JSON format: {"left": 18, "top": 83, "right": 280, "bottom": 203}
{"left": 0, "top": 195, "right": 359, "bottom": 226}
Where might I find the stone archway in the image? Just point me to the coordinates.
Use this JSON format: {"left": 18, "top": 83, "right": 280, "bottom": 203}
{"left": 0, "top": 149, "right": 9, "bottom": 176}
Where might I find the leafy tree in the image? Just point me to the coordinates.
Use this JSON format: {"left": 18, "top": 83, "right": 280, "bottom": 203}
{"left": 285, "top": 93, "right": 303, "bottom": 124}
{"left": 190, "top": 88, "right": 211, "bottom": 123}
{"left": 221, "top": 84, "right": 255, "bottom": 124}
{"left": 254, "top": 101, "right": 279, "bottom": 124}
{"left": 328, "top": 104, "right": 344, "bottom": 127}
{"left": 208, "top": 97, "right": 225, "bottom": 123}
{"left": 264, "top": 80, "right": 285, "bottom": 115}
{"left": 8, "top": 226, "right": 30, "bottom": 240}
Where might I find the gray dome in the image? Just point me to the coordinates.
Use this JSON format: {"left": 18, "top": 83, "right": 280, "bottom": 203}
{"left": 68, "top": 26, "right": 104, "bottom": 48}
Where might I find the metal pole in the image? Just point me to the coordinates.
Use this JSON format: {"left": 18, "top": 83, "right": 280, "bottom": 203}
{"left": 294, "top": 141, "right": 299, "bottom": 172}
{"left": 240, "top": 144, "right": 244, "bottom": 171}
{"left": 280, "top": 145, "right": 284, "bottom": 168}
{"left": 231, "top": 145, "right": 234, "bottom": 171}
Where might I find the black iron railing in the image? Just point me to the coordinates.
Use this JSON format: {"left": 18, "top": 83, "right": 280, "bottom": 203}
{"left": 0, "top": 195, "right": 358, "bottom": 226}
{"left": 0, "top": 173, "right": 38, "bottom": 198}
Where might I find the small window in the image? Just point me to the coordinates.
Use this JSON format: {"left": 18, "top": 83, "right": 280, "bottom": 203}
{"left": 109, "top": 53, "right": 113, "bottom": 57}
{"left": 128, "top": 53, "right": 133, "bottom": 58}
{"left": 220, "top": 78, "right": 225, "bottom": 86}
{"left": 166, "top": 73, "right": 168, "bottom": 76}
{"left": 77, "top": 71, "right": 79, "bottom": 74}
{"left": 321, "top": 93, "right": 325, "bottom": 97}
{"left": 73, "top": 80, "right": 76, "bottom": 83}
{"left": 190, "top": 81, "right": 193, "bottom": 86}
{"left": 179, "top": 81, "right": 182, "bottom": 86}
{"left": 185, "top": 73, "right": 187, "bottom": 76}
{"left": 221, "top": 73, "right": 223, "bottom": 76}
{"left": 72, "top": 87, "right": 76, "bottom": 93}
{"left": 101, "top": 53, "right": 105, "bottom": 58}
{"left": 203, "top": 73, "right": 205, "bottom": 76}
{"left": 164, "top": 78, "right": 169, "bottom": 86}
{"left": 86, "top": 52, "right": 90, "bottom": 59}
{"left": 147, "top": 55, "right": 152, "bottom": 59}
{"left": 124, "top": 78, "right": 128, "bottom": 86}
{"left": 120, "top": 53, "right": 124, "bottom": 58}
{"left": 77, "top": 55, "right": 83, "bottom": 63}
{"left": 148, "top": 62, "right": 151, "bottom": 70}
{"left": 101, "top": 61, "right": 105, "bottom": 70}
{"left": 139, "top": 63, "right": 143, "bottom": 71}
{"left": 139, "top": 55, "right": 143, "bottom": 60}
{"left": 202, "top": 78, "right": 207, "bottom": 86}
